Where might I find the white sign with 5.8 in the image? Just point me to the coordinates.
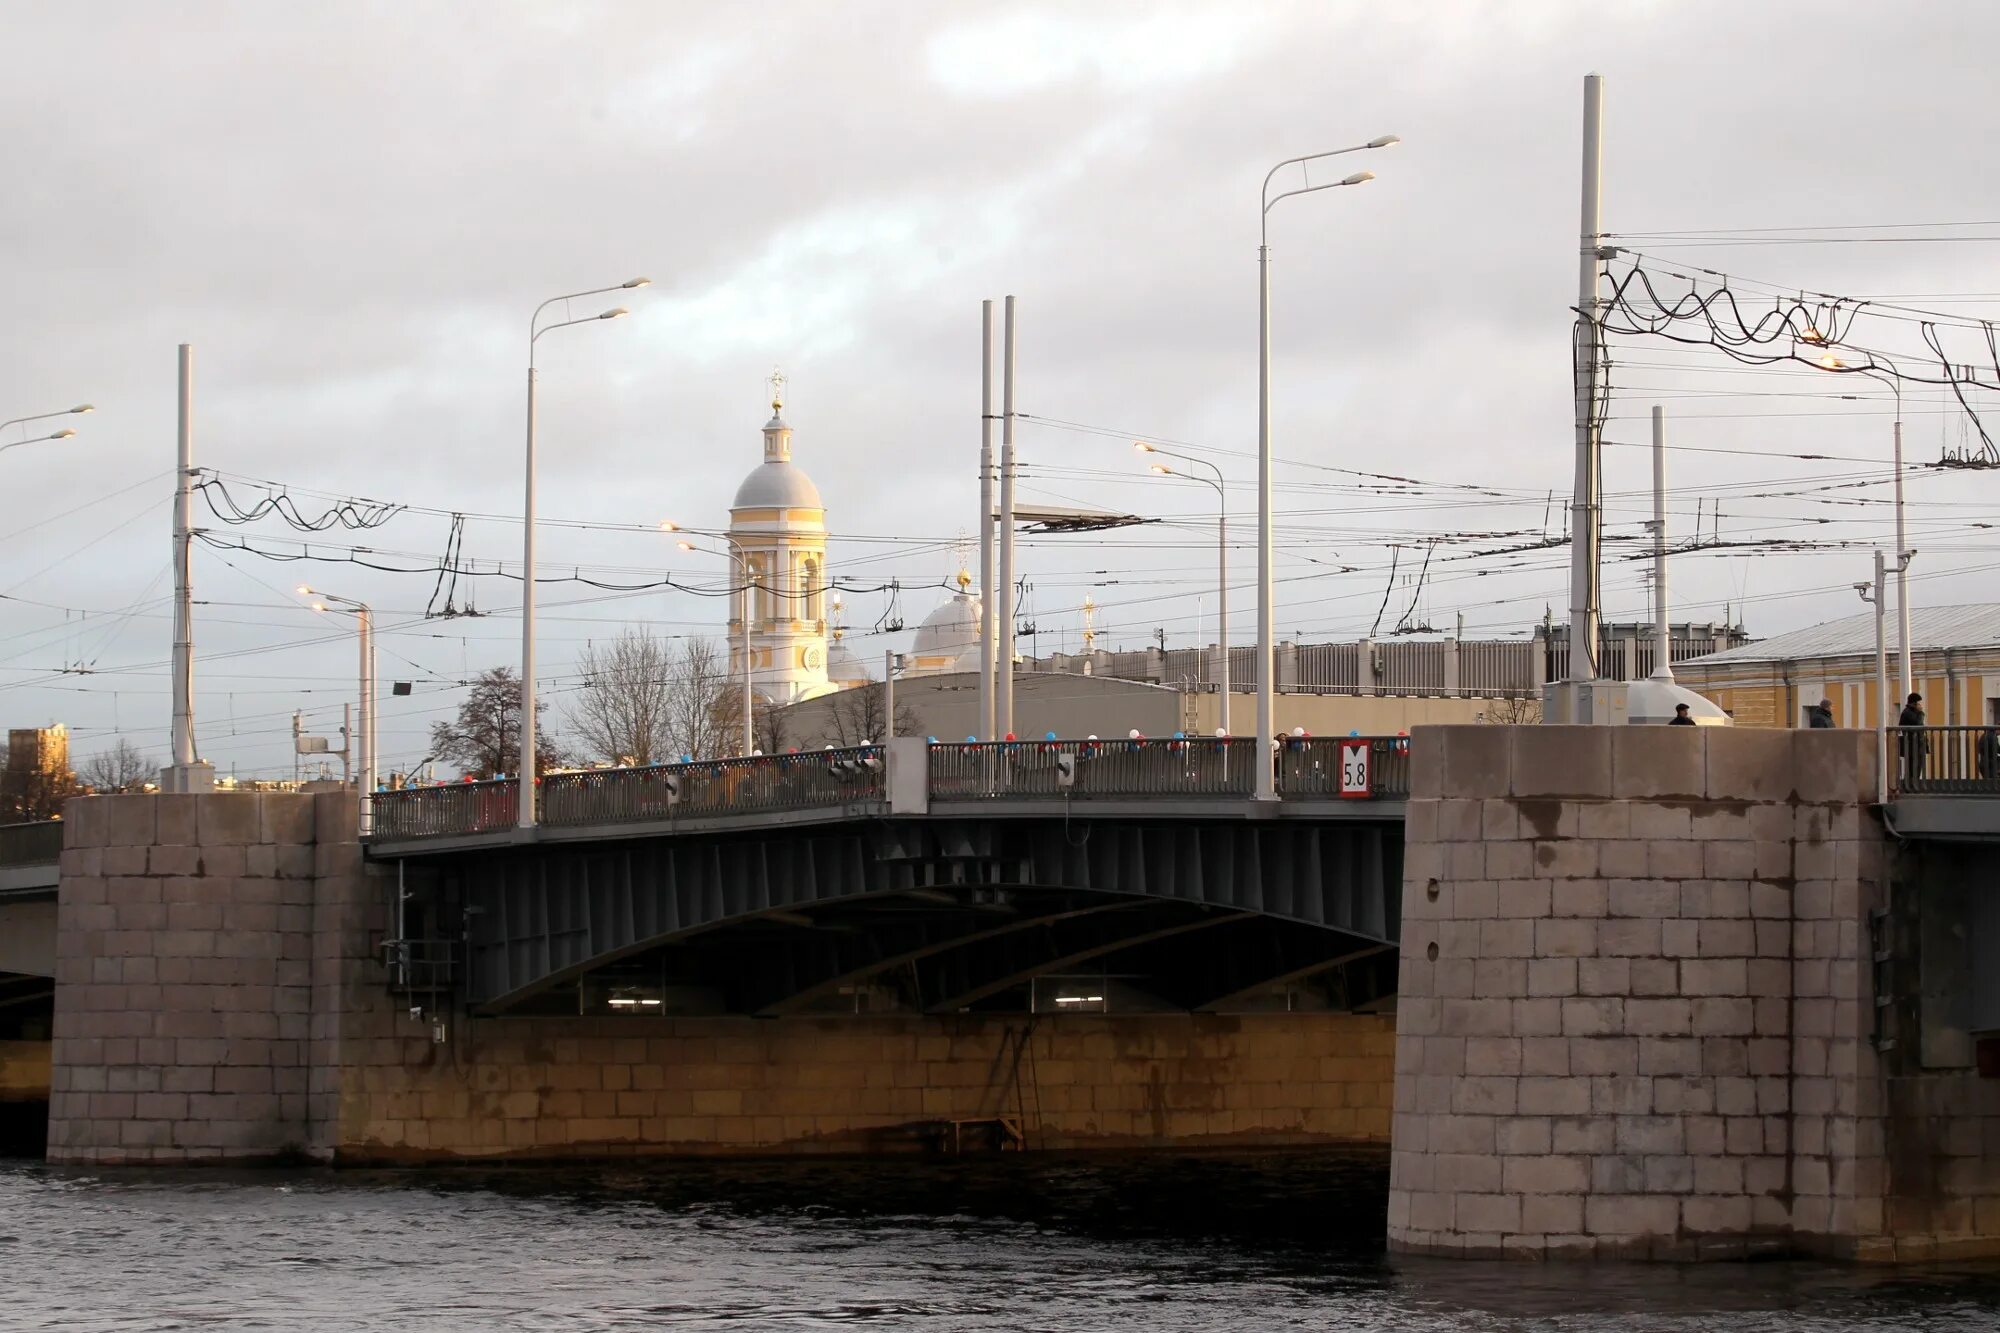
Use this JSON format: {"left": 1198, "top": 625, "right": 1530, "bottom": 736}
{"left": 1339, "top": 742, "right": 1370, "bottom": 798}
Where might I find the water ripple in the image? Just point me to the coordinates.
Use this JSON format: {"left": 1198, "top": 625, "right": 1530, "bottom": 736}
{"left": 1, "top": 1151, "right": 1997, "bottom": 1332}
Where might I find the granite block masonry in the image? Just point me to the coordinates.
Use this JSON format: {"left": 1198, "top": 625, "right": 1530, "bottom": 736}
{"left": 1390, "top": 724, "right": 2000, "bottom": 1262}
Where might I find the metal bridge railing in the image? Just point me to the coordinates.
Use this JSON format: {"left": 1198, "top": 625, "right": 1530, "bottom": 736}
{"left": 538, "top": 749, "right": 884, "bottom": 825}
{"left": 0, "top": 820, "right": 65, "bottom": 868}
{"left": 370, "top": 748, "right": 886, "bottom": 840}
{"left": 1893, "top": 726, "right": 2000, "bottom": 796}
{"left": 928, "top": 739, "right": 1261, "bottom": 799}
{"left": 370, "top": 779, "right": 519, "bottom": 840}
{"left": 1275, "top": 737, "right": 1410, "bottom": 800}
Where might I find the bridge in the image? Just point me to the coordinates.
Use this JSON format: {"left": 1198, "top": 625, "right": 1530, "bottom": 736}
{"left": 364, "top": 738, "right": 1412, "bottom": 1018}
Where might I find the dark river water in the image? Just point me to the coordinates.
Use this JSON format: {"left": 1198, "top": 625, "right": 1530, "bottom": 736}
{"left": 4, "top": 1149, "right": 2000, "bottom": 1331}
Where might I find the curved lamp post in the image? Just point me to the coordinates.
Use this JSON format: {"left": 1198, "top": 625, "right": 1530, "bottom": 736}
{"left": 299, "top": 585, "right": 375, "bottom": 834}
{"left": 518, "top": 278, "right": 647, "bottom": 828}
{"left": 1255, "top": 136, "right": 1396, "bottom": 796}
{"left": 1137, "top": 441, "right": 1230, "bottom": 734}
{"left": 1817, "top": 352, "right": 1914, "bottom": 699}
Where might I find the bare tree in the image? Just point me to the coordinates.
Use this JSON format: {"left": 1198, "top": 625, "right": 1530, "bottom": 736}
{"left": 429, "top": 666, "right": 563, "bottom": 778}
{"left": 566, "top": 628, "right": 677, "bottom": 765}
{"left": 82, "top": 738, "right": 156, "bottom": 793}
{"left": 663, "top": 638, "right": 742, "bottom": 761}
{"left": 821, "top": 684, "right": 921, "bottom": 748}
{"left": 1483, "top": 695, "right": 1544, "bottom": 725}
{"left": 752, "top": 701, "right": 795, "bottom": 756}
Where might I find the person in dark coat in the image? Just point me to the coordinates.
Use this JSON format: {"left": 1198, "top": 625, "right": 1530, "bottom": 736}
{"left": 1668, "top": 703, "right": 1696, "bottom": 726}
{"left": 1806, "top": 699, "right": 1835, "bottom": 729}
{"left": 1898, "top": 691, "right": 1926, "bottom": 782}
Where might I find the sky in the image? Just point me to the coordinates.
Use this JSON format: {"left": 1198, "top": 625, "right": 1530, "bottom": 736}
{"left": 3, "top": 0, "right": 1999, "bottom": 781}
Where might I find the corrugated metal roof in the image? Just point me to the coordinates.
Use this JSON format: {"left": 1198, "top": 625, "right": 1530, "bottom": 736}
{"left": 1684, "top": 604, "right": 2000, "bottom": 667}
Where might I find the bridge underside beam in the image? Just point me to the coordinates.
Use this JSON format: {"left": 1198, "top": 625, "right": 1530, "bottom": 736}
{"left": 445, "top": 816, "right": 1402, "bottom": 1014}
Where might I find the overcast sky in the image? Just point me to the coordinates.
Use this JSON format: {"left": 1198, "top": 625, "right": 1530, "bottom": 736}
{"left": 4, "top": 0, "right": 1999, "bottom": 779}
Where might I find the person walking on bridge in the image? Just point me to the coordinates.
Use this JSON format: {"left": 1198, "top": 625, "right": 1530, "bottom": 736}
{"left": 1898, "top": 692, "right": 1927, "bottom": 783}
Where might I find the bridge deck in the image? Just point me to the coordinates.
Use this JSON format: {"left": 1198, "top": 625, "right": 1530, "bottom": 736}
{"left": 364, "top": 737, "right": 1413, "bottom": 857}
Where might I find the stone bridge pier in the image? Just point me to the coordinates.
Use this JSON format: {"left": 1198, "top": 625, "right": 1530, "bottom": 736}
{"left": 1389, "top": 725, "right": 2000, "bottom": 1261}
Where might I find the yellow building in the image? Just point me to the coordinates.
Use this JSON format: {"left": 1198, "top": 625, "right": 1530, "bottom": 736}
{"left": 1675, "top": 605, "right": 2000, "bottom": 729}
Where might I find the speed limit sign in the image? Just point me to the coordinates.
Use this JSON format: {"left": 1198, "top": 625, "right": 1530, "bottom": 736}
{"left": 1339, "top": 742, "right": 1371, "bottom": 798}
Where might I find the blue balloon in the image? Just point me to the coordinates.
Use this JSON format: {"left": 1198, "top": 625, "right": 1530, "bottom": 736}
{"left": 928, "top": 736, "right": 938, "bottom": 744}
{"left": 1173, "top": 731, "right": 1185, "bottom": 739}
{"left": 679, "top": 754, "right": 692, "bottom": 764}
{"left": 1349, "top": 729, "right": 1361, "bottom": 737}
{"left": 1044, "top": 731, "right": 1057, "bottom": 741}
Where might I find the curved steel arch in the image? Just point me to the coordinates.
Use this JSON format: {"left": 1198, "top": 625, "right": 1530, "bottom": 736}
{"left": 448, "top": 816, "right": 1401, "bottom": 1012}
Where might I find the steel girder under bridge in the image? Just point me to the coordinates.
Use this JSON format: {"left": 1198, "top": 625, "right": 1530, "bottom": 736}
{"left": 403, "top": 815, "right": 1402, "bottom": 1016}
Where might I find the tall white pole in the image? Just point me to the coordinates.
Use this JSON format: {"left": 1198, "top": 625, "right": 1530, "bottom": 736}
{"left": 737, "top": 543, "right": 755, "bottom": 755}
{"left": 518, "top": 364, "right": 539, "bottom": 825}
{"left": 168, "top": 344, "right": 199, "bottom": 776}
{"left": 358, "top": 607, "right": 376, "bottom": 834}
{"left": 884, "top": 648, "right": 895, "bottom": 740}
{"left": 978, "top": 300, "right": 997, "bottom": 741}
{"left": 1216, "top": 491, "right": 1230, "bottom": 734}
{"left": 1650, "top": 404, "right": 1672, "bottom": 680}
{"left": 1874, "top": 548, "right": 1890, "bottom": 804}
{"left": 1893, "top": 409, "right": 1913, "bottom": 699}
{"left": 1254, "top": 220, "right": 1275, "bottom": 797}
{"left": 997, "top": 295, "right": 1017, "bottom": 739}
{"left": 1567, "top": 73, "right": 1607, "bottom": 696}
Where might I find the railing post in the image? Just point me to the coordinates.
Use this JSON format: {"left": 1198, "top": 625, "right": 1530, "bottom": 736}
{"left": 886, "top": 737, "right": 930, "bottom": 815}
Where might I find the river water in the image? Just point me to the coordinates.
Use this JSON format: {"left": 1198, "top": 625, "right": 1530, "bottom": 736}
{"left": 4, "top": 1150, "right": 1999, "bottom": 1331}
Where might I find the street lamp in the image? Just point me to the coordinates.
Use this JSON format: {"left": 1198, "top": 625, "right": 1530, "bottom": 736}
{"left": 1818, "top": 353, "right": 1914, "bottom": 698}
{"left": 676, "top": 535, "right": 757, "bottom": 756}
{"left": 1255, "top": 135, "right": 1396, "bottom": 797}
{"left": 518, "top": 277, "right": 647, "bottom": 829}
{"left": 0, "top": 427, "right": 78, "bottom": 456}
{"left": 299, "top": 584, "right": 375, "bottom": 834}
{"left": 1137, "top": 441, "right": 1230, "bottom": 734}
{"left": 2, "top": 403, "right": 90, "bottom": 456}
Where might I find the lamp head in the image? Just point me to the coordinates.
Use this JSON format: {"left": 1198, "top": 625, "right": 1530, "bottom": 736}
{"left": 676, "top": 540, "right": 695, "bottom": 553}
{"left": 296, "top": 585, "right": 313, "bottom": 596}
{"left": 1150, "top": 464, "right": 1171, "bottom": 476}
{"left": 1133, "top": 441, "right": 1155, "bottom": 453}
{"left": 658, "top": 519, "right": 679, "bottom": 532}
{"left": 600, "top": 307, "right": 629, "bottom": 320}
{"left": 310, "top": 601, "right": 327, "bottom": 613}
{"left": 1340, "top": 170, "right": 1376, "bottom": 187}
{"left": 70, "top": 404, "right": 94, "bottom": 414}
{"left": 1818, "top": 353, "right": 1844, "bottom": 369}
{"left": 622, "top": 277, "right": 651, "bottom": 289}
{"left": 1365, "top": 135, "right": 1402, "bottom": 149}
{"left": 49, "top": 428, "right": 75, "bottom": 440}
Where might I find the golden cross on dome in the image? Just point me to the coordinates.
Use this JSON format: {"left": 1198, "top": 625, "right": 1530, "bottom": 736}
{"left": 768, "top": 367, "right": 786, "bottom": 414}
